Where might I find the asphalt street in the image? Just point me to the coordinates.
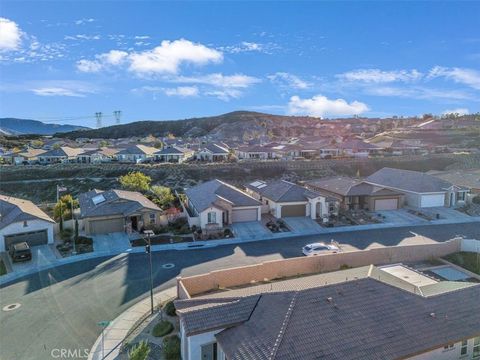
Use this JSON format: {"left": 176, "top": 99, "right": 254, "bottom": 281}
{"left": 1, "top": 221, "right": 479, "bottom": 360}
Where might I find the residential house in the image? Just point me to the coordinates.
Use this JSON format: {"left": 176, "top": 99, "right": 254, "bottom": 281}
{"left": 235, "top": 145, "right": 274, "bottom": 160}
{"left": 338, "top": 139, "right": 383, "bottom": 157}
{"left": 196, "top": 143, "right": 230, "bottom": 162}
{"left": 183, "top": 179, "right": 261, "bottom": 230}
{"left": 76, "top": 147, "right": 119, "bottom": 164}
{"left": 366, "top": 167, "right": 469, "bottom": 208}
{"left": 305, "top": 176, "right": 404, "bottom": 211}
{"left": 116, "top": 145, "right": 158, "bottom": 163}
{"left": 38, "top": 146, "right": 84, "bottom": 164}
{"left": 155, "top": 146, "right": 194, "bottom": 163}
{"left": 428, "top": 169, "right": 480, "bottom": 195}
{"left": 78, "top": 189, "right": 162, "bottom": 235}
{"left": 245, "top": 180, "right": 328, "bottom": 220}
{"left": 0, "top": 194, "right": 55, "bottom": 252}
{"left": 175, "top": 264, "right": 480, "bottom": 360}
{"left": 11, "top": 148, "right": 47, "bottom": 165}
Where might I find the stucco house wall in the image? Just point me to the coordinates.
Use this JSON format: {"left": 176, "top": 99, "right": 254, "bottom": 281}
{"left": 0, "top": 219, "right": 54, "bottom": 252}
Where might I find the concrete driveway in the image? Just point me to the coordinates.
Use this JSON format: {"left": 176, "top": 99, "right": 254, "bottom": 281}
{"left": 423, "top": 207, "right": 474, "bottom": 221}
{"left": 282, "top": 217, "right": 325, "bottom": 234}
{"left": 231, "top": 221, "right": 271, "bottom": 240}
{"left": 375, "top": 209, "right": 428, "bottom": 225}
{"left": 92, "top": 232, "right": 131, "bottom": 253}
{"left": 9, "top": 244, "right": 57, "bottom": 273}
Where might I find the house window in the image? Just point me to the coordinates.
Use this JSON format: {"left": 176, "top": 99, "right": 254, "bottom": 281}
{"left": 23, "top": 220, "right": 28, "bottom": 227}
{"left": 149, "top": 213, "right": 156, "bottom": 224}
{"left": 265, "top": 199, "right": 269, "bottom": 205}
{"left": 461, "top": 340, "right": 468, "bottom": 356}
{"left": 473, "top": 337, "right": 480, "bottom": 358}
{"left": 457, "top": 192, "right": 466, "bottom": 201}
{"left": 443, "top": 344, "right": 454, "bottom": 351}
{"left": 207, "top": 212, "right": 216, "bottom": 224}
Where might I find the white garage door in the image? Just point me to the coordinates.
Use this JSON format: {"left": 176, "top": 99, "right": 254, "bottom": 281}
{"left": 232, "top": 208, "right": 258, "bottom": 222}
{"left": 89, "top": 218, "right": 125, "bottom": 234}
{"left": 420, "top": 194, "right": 445, "bottom": 208}
{"left": 5, "top": 230, "right": 48, "bottom": 250}
{"left": 374, "top": 198, "right": 398, "bottom": 211}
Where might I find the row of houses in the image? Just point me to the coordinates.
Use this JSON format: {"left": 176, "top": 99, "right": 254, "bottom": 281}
{"left": 182, "top": 167, "right": 473, "bottom": 231}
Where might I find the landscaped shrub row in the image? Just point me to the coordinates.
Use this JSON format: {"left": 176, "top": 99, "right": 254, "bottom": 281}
{"left": 152, "top": 320, "right": 174, "bottom": 337}
{"left": 163, "top": 335, "right": 181, "bottom": 360}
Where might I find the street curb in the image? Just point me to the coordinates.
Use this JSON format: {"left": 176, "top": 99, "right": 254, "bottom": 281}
{"left": 1, "top": 217, "right": 479, "bottom": 286}
{"left": 88, "top": 286, "right": 177, "bottom": 360}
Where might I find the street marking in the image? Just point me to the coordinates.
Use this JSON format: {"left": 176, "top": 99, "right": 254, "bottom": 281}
{"left": 2, "top": 303, "right": 21, "bottom": 312}
{"left": 161, "top": 263, "right": 175, "bottom": 269}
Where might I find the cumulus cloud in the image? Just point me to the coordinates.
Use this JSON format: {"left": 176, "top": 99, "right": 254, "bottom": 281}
{"left": 429, "top": 66, "right": 480, "bottom": 90}
{"left": 268, "top": 72, "right": 311, "bottom": 90}
{"left": 288, "top": 94, "right": 369, "bottom": 118}
{"left": 129, "top": 39, "right": 223, "bottom": 75}
{"left": 76, "top": 49, "right": 129, "bottom": 72}
{"left": 442, "top": 108, "right": 469, "bottom": 116}
{"left": 0, "top": 17, "right": 22, "bottom": 52}
{"left": 337, "top": 69, "right": 422, "bottom": 83}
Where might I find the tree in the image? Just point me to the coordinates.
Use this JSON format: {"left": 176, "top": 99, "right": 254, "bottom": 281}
{"left": 128, "top": 341, "right": 150, "bottom": 360}
{"left": 53, "top": 194, "right": 79, "bottom": 222}
{"left": 150, "top": 185, "right": 175, "bottom": 208}
{"left": 119, "top": 172, "right": 151, "bottom": 193}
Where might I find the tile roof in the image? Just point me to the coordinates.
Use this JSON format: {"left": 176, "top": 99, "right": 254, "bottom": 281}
{"left": 246, "top": 180, "right": 323, "bottom": 202}
{"left": 203, "top": 143, "right": 229, "bottom": 154}
{"left": 39, "top": 146, "right": 84, "bottom": 158}
{"left": 427, "top": 169, "right": 480, "bottom": 190}
{"left": 0, "top": 194, "right": 55, "bottom": 229}
{"left": 116, "top": 145, "right": 158, "bottom": 155}
{"left": 78, "top": 189, "right": 161, "bottom": 218}
{"left": 179, "top": 276, "right": 480, "bottom": 360}
{"left": 366, "top": 167, "right": 459, "bottom": 193}
{"left": 306, "top": 177, "right": 402, "bottom": 197}
{"left": 185, "top": 179, "right": 261, "bottom": 213}
{"left": 155, "top": 146, "right": 192, "bottom": 155}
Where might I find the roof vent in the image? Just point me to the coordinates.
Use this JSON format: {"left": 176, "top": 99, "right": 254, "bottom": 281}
{"left": 429, "top": 312, "right": 436, "bottom": 318}
{"left": 326, "top": 297, "right": 333, "bottom": 303}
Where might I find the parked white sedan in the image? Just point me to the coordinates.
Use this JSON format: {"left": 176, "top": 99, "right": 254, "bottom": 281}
{"left": 302, "top": 242, "right": 340, "bottom": 256}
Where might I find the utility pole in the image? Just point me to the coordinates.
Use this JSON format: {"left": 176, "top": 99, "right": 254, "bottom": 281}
{"left": 95, "top": 112, "right": 103, "bottom": 129}
{"left": 113, "top": 110, "right": 122, "bottom": 125}
{"left": 144, "top": 230, "right": 155, "bottom": 315}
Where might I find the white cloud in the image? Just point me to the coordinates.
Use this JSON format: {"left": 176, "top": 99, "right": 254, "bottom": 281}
{"left": 76, "top": 49, "right": 129, "bottom": 72}
{"left": 171, "top": 73, "right": 260, "bottom": 88}
{"left": 204, "top": 89, "right": 243, "bottom": 101}
{"left": 442, "top": 108, "right": 469, "bottom": 116}
{"left": 365, "top": 86, "right": 474, "bottom": 101}
{"left": 29, "top": 80, "right": 97, "bottom": 97}
{"left": 428, "top": 66, "right": 480, "bottom": 90}
{"left": 65, "top": 34, "right": 101, "bottom": 41}
{"left": 75, "top": 18, "right": 95, "bottom": 25}
{"left": 164, "top": 86, "right": 199, "bottom": 97}
{"left": 129, "top": 39, "right": 223, "bottom": 75}
{"left": 134, "top": 35, "right": 150, "bottom": 40}
{"left": 338, "top": 69, "right": 423, "bottom": 83}
{"left": 288, "top": 94, "right": 369, "bottom": 118}
{"left": 268, "top": 72, "right": 311, "bottom": 90}
{"left": 0, "top": 18, "right": 22, "bottom": 52}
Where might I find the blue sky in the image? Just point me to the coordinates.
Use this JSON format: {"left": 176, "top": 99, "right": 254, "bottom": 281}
{"left": 1, "top": 1, "right": 479, "bottom": 128}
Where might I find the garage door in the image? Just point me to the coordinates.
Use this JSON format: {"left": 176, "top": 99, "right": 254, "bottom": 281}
{"left": 89, "top": 218, "right": 125, "bottom": 234}
{"left": 374, "top": 198, "right": 398, "bottom": 211}
{"left": 281, "top": 204, "right": 306, "bottom": 217}
{"left": 420, "top": 194, "right": 445, "bottom": 208}
{"left": 5, "top": 230, "right": 48, "bottom": 250}
{"left": 231, "top": 208, "right": 258, "bottom": 222}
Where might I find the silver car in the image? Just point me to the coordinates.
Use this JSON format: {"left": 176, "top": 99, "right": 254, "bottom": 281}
{"left": 302, "top": 242, "right": 340, "bottom": 256}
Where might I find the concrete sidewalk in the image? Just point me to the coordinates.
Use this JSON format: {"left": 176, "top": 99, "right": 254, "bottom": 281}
{"left": 88, "top": 287, "right": 177, "bottom": 360}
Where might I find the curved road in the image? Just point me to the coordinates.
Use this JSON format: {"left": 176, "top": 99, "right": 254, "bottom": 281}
{"left": 1, "top": 222, "right": 479, "bottom": 360}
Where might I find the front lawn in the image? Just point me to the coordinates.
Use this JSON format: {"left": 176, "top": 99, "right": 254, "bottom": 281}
{"left": 0, "top": 259, "right": 7, "bottom": 276}
{"left": 444, "top": 252, "right": 480, "bottom": 275}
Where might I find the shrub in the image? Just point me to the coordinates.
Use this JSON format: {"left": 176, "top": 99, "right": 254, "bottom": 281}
{"left": 472, "top": 196, "right": 480, "bottom": 204}
{"left": 223, "top": 228, "right": 233, "bottom": 237}
{"left": 169, "top": 217, "right": 187, "bottom": 230}
{"left": 163, "top": 301, "right": 176, "bottom": 317}
{"left": 75, "top": 236, "right": 93, "bottom": 245}
{"left": 152, "top": 320, "right": 174, "bottom": 337}
{"left": 60, "top": 229, "right": 73, "bottom": 241}
{"left": 163, "top": 335, "right": 181, "bottom": 360}
{"left": 128, "top": 340, "right": 150, "bottom": 360}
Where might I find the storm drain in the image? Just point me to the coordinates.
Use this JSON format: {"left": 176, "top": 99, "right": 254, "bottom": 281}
{"left": 2, "top": 303, "right": 21, "bottom": 312}
{"left": 161, "top": 263, "right": 175, "bottom": 269}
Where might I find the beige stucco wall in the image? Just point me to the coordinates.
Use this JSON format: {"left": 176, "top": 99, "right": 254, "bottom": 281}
{"left": 178, "top": 238, "right": 461, "bottom": 298}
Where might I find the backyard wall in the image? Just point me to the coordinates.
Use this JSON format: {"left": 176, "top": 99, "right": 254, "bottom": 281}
{"left": 177, "top": 238, "right": 462, "bottom": 298}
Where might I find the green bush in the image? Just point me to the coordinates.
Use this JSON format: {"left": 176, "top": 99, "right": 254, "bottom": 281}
{"left": 75, "top": 236, "right": 93, "bottom": 245}
{"left": 472, "top": 196, "right": 480, "bottom": 204}
{"left": 163, "top": 301, "right": 176, "bottom": 317}
{"left": 163, "top": 335, "right": 181, "bottom": 360}
{"left": 173, "top": 224, "right": 191, "bottom": 235}
{"left": 152, "top": 320, "right": 174, "bottom": 337}
{"left": 128, "top": 340, "right": 150, "bottom": 360}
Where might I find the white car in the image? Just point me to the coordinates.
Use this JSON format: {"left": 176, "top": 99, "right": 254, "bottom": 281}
{"left": 302, "top": 242, "right": 340, "bottom": 256}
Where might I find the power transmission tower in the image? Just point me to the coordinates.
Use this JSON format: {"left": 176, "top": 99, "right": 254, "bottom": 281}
{"left": 113, "top": 110, "right": 122, "bottom": 125}
{"left": 95, "top": 112, "right": 103, "bottom": 128}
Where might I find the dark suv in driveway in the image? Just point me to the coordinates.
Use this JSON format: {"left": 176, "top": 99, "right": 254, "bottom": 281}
{"left": 9, "top": 242, "right": 32, "bottom": 262}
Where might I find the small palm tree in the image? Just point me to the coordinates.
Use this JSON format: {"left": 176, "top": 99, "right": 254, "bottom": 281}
{"left": 128, "top": 340, "right": 150, "bottom": 360}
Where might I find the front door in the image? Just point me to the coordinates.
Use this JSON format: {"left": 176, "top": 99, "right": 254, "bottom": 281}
{"left": 131, "top": 216, "right": 138, "bottom": 231}
{"left": 450, "top": 192, "right": 455, "bottom": 207}
{"left": 201, "top": 343, "right": 217, "bottom": 360}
